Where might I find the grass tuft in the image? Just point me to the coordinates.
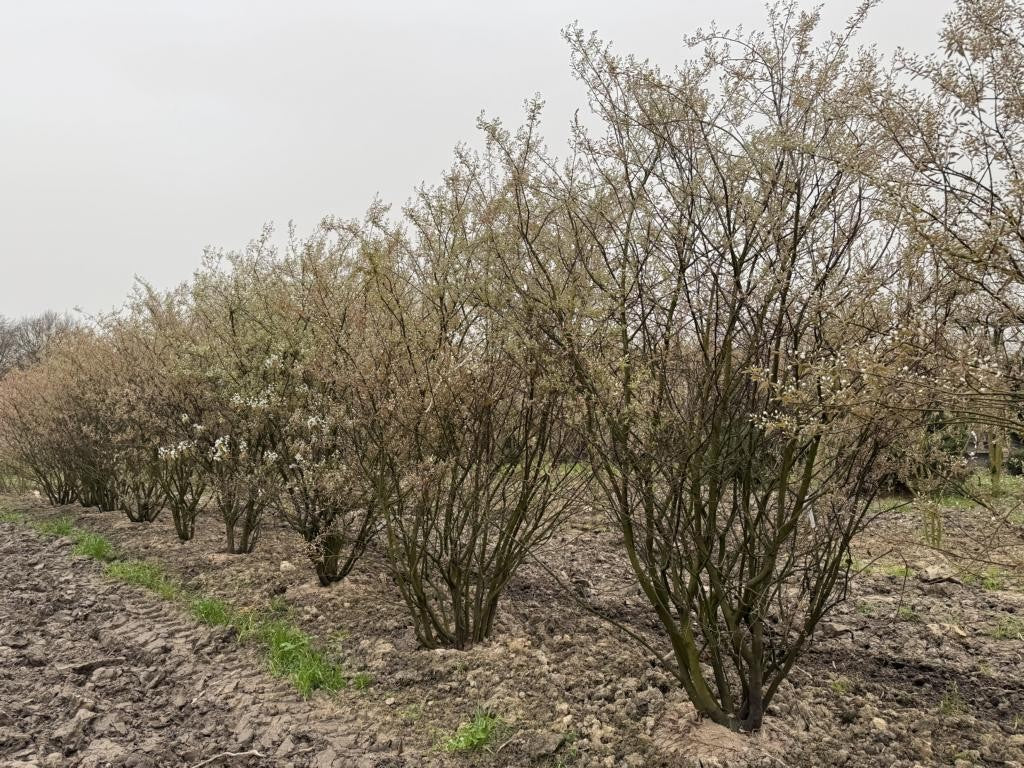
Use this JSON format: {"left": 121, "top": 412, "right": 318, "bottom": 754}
{"left": 443, "top": 710, "right": 503, "bottom": 752}
{"left": 189, "top": 596, "right": 234, "bottom": 626}
{"left": 258, "top": 619, "right": 347, "bottom": 696}
{"left": 351, "top": 671, "right": 373, "bottom": 690}
{"left": 73, "top": 532, "right": 116, "bottom": 561}
{"left": 230, "top": 609, "right": 266, "bottom": 642}
{"left": 896, "top": 604, "right": 922, "bottom": 623}
{"left": 931, "top": 494, "right": 974, "bottom": 510}
{"left": 880, "top": 563, "right": 911, "bottom": 580}
{"left": 105, "top": 560, "right": 181, "bottom": 600}
{"left": 830, "top": 676, "right": 851, "bottom": 695}
{"left": 962, "top": 566, "right": 1010, "bottom": 591}
{"left": 0, "top": 510, "right": 26, "bottom": 524}
{"left": 979, "top": 568, "right": 1008, "bottom": 591}
{"left": 938, "top": 682, "right": 966, "bottom": 716}
{"left": 34, "top": 516, "right": 75, "bottom": 537}
{"left": 268, "top": 594, "right": 290, "bottom": 615}
{"left": 855, "top": 600, "right": 875, "bottom": 616}
{"left": 989, "top": 614, "right": 1024, "bottom": 641}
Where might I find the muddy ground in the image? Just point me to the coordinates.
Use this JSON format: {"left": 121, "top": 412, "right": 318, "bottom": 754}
{"left": 1, "top": 484, "right": 1023, "bottom": 768}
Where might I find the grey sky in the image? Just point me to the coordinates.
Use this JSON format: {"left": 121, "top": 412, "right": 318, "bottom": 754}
{"left": 0, "top": 1, "right": 954, "bottom": 319}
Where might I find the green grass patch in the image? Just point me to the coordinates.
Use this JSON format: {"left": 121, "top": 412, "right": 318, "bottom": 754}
{"left": 850, "top": 557, "right": 910, "bottom": 580}
{"left": 442, "top": 710, "right": 504, "bottom": 752}
{"left": 33, "top": 516, "right": 75, "bottom": 537}
{"left": 9, "top": 512, "right": 116, "bottom": 562}
{"left": 189, "top": 596, "right": 235, "bottom": 626}
{"left": 228, "top": 606, "right": 271, "bottom": 643}
{"left": 962, "top": 566, "right": 1011, "bottom": 591}
{"left": 931, "top": 494, "right": 974, "bottom": 510}
{"left": 258, "top": 619, "right": 347, "bottom": 696}
{"left": 980, "top": 569, "right": 1007, "bottom": 590}
{"left": 106, "top": 562, "right": 344, "bottom": 695}
{"left": 938, "top": 682, "right": 966, "bottom": 716}
{"left": 399, "top": 704, "right": 423, "bottom": 722}
{"left": 897, "top": 604, "right": 923, "bottom": 623}
{"left": 989, "top": 614, "right": 1024, "bottom": 641}
{"left": 879, "top": 563, "right": 911, "bottom": 580}
{"left": 830, "top": 676, "right": 851, "bottom": 695}
{"left": 268, "top": 594, "right": 290, "bottom": 615}
{"left": 351, "top": 671, "right": 373, "bottom": 690}
{"left": 105, "top": 560, "right": 181, "bottom": 601}
{"left": 6, "top": 509, "right": 354, "bottom": 700}
{"left": 855, "top": 600, "right": 876, "bottom": 616}
{"left": 553, "top": 731, "right": 580, "bottom": 767}
{"left": 983, "top": 472, "right": 1024, "bottom": 498}
{"left": 73, "top": 532, "right": 116, "bottom": 561}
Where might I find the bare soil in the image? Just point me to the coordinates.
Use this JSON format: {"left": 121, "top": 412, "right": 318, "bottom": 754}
{"left": 1, "top": 489, "right": 1023, "bottom": 768}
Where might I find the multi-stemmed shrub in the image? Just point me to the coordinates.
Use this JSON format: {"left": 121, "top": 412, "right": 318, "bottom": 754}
{"left": 126, "top": 286, "right": 216, "bottom": 539}
{"left": 0, "top": 360, "right": 80, "bottom": 504}
{"left": 357, "top": 168, "right": 586, "bottom": 649}
{"left": 264, "top": 351, "right": 383, "bottom": 585}
{"left": 253, "top": 236, "right": 385, "bottom": 584}
{"left": 62, "top": 335, "right": 128, "bottom": 511}
{"left": 485, "top": 8, "right": 994, "bottom": 730}
{"left": 0, "top": 312, "right": 76, "bottom": 500}
{"left": 158, "top": 441, "right": 207, "bottom": 540}
{"left": 878, "top": 0, "right": 1024, "bottom": 460}
{"left": 177, "top": 243, "right": 282, "bottom": 553}
{"left": 204, "top": 438, "right": 274, "bottom": 554}
{"left": 106, "top": 288, "right": 211, "bottom": 535}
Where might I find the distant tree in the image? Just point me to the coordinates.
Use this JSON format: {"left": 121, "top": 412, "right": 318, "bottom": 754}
{"left": 0, "top": 311, "right": 76, "bottom": 378}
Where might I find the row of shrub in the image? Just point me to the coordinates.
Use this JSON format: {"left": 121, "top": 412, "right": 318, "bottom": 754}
{"left": 1, "top": 2, "right": 1020, "bottom": 732}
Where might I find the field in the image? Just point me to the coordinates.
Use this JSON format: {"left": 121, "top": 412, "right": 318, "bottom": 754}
{"left": 2, "top": 479, "right": 1022, "bottom": 768}
{"left": 3, "top": 3, "right": 1024, "bottom": 765}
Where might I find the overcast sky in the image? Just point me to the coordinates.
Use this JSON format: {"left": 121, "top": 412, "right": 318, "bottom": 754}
{"left": 0, "top": 1, "right": 955, "bottom": 319}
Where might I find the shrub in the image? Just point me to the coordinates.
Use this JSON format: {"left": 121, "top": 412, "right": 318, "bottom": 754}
{"left": 159, "top": 446, "right": 206, "bottom": 541}
{"left": 115, "top": 287, "right": 212, "bottom": 540}
{"left": 0, "top": 360, "right": 82, "bottom": 505}
{"left": 205, "top": 447, "right": 274, "bottom": 554}
{"left": 119, "top": 468, "right": 166, "bottom": 523}
{"left": 1, "top": 0, "right": 1019, "bottom": 736}
{"left": 255, "top": 244, "right": 385, "bottom": 584}
{"left": 483, "top": 9, "right": 991, "bottom": 731}
{"left": 183, "top": 244, "right": 284, "bottom": 554}
{"left": 361, "top": 176, "right": 586, "bottom": 649}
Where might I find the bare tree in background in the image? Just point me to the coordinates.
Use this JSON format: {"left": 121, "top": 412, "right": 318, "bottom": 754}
{"left": 0, "top": 311, "right": 76, "bottom": 378}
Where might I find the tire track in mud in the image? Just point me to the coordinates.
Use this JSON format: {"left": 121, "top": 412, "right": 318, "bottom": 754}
{"left": 0, "top": 522, "right": 405, "bottom": 768}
